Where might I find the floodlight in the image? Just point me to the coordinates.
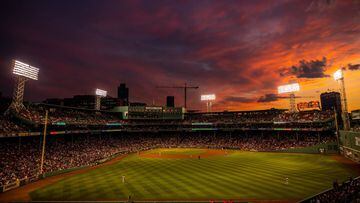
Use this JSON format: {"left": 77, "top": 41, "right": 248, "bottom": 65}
{"left": 5, "top": 59, "right": 40, "bottom": 113}
{"left": 95, "top": 88, "right": 107, "bottom": 97}
{"left": 277, "top": 83, "right": 300, "bottom": 94}
{"left": 278, "top": 83, "right": 300, "bottom": 113}
{"left": 13, "top": 60, "right": 39, "bottom": 80}
{"left": 201, "top": 94, "right": 216, "bottom": 113}
{"left": 333, "top": 69, "right": 343, "bottom": 81}
{"left": 333, "top": 68, "right": 350, "bottom": 130}
{"left": 201, "top": 94, "right": 216, "bottom": 101}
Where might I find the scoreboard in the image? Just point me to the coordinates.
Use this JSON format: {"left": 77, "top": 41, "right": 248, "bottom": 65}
{"left": 297, "top": 101, "right": 320, "bottom": 111}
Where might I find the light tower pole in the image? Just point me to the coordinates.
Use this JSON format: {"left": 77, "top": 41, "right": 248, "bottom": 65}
{"left": 201, "top": 94, "right": 216, "bottom": 113}
{"left": 289, "top": 93, "right": 296, "bottom": 113}
{"left": 206, "top": 101, "right": 213, "bottom": 112}
{"left": 156, "top": 83, "right": 199, "bottom": 109}
{"left": 95, "top": 95, "right": 101, "bottom": 110}
{"left": 7, "top": 60, "right": 39, "bottom": 113}
{"left": 95, "top": 88, "right": 107, "bottom": 110}
{"left": 10, "top": 76, "right": 28, "bottom": 112}
{"left": 278, "top": 83, "right": 300, "bottom": 113}
{"left": 334, "top": 69, "right": 350, "bottom": 130}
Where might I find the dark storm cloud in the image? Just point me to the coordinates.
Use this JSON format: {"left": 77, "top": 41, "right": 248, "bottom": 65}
{"left": 257, "top": 94, "right": 288, "bottom": 103}
{"left": 279, "top": 57, "right": 329, "bottom": 78}
{"left": 223, "top": 96, "right": 255, "bottom": 103}
{"left": 0, "top": 0, "right": 359, "bottom": 110}
{"left": 347, "top": 63, "right": 360, "bottom": 71}
{"left": 257, "top": 93, "right": 304, "bottom": 103}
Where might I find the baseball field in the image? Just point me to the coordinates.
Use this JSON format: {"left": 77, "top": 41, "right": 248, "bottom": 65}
{"left": 2, "top": 148, "right": 360, "bottom": 202}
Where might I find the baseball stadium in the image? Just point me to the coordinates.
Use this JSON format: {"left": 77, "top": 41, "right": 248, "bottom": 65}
{"left": 1, "top": 1, "right": 360, "bottom": 203}
{"left": 0, "top": 91, "right": 360, "bottom": 202}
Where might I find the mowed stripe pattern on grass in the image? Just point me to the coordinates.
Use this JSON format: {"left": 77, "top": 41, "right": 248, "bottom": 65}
{"left": 30, "top": 149, "right": 359, "bottom": 201}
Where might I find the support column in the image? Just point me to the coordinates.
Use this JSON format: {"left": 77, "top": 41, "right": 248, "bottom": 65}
{"left": 289, "top": 93, "right": 296, "bottom": 113}
{"left": 95, "top": 95, "right": 101, "bottom": 110}
{"left": 206, "top": 101, "right": 213, "bottom": 112}
{"left": 8, "top": 76, "right": 28, "bottom": 112}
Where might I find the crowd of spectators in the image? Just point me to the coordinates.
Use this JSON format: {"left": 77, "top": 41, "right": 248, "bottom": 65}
{"left": 0, "top": 104, "right": 336, "bottom": 136}
{"left": 0, "top": 105, "right": 335, "bottom": 135}
{"left": 0, "top": 104, "right": 344, "bottom": 195}
{"left": 309, "top": 177, "right": 360, "bottom": 203}
{"left": 0, "top": 132, "right": 335, "bottom": 187}
{"left": 185, "top": 111, "right": 280, "bottom": 124}
{"left": 17, "top": 105, "right": 122, "bottom": 125}
{"left": 274, "top": 111, "right": 333, "bottom": 123}
{"left": 186, "top": 110, "right": 334, "bottom": 124}
{"left": 13, "top": 104, "right": 335, "bottom": 127}
{"left": 0, "top": 116, "right": 26, "bottom": 135}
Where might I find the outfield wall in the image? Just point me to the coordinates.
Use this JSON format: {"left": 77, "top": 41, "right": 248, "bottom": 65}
{"left": 278, "top": 141, "right": 338, "bottom": 154}
{"left": 339, "top": 130, "right": 360, "bottom": 163}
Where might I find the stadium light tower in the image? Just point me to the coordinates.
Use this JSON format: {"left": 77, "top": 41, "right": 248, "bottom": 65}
{"left": 278, "top": 83, "right": 300, "bottom": 113}
{"left": 95, "top": 88, "right": 107, "bottom": 110}
{"left": 8, "top": 60, "right": 39, "bottom": 112}
{"left": 333, "top": 69, "right": 350, "bottom": 130}
{"left": 201, "top": 94, "right": 216, "bottom": 112}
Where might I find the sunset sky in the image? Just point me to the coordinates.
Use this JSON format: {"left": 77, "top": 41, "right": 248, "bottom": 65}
{"left": 0, "top": 0, "right": 359, "bottom": 112}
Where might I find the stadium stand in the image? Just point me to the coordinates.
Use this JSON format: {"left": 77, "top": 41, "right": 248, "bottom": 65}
{"left": 17, "top": 104, "right": 121, "bottom": 125}
{"left": 0, "top": 132, "right": 335, "bottom": 187}
{"left": 0, "top": 116, "right": 27, "bottom": 135}
{"left": 305, "top": 177, "right": 360, "bottom": 203}
{"left": 0, "top": 103, "right": 349, "bottom": 198}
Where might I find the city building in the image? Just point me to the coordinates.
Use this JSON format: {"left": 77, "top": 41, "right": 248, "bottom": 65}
{"left": 352, "top": 109, "right": 360, "bottom": 120}
{"left": 320, "top": 91, "right": 342, "bottom": 127}
{"left": 320, "top": 92, "right": 342, "bottom": 112}
{"left": 117, "top": 83, "right": 129, "bottom": 105}
{"left": 351, "top": 109, "right": 360, "bottom": 127}
{"left": 166, "top": 96, "right": 175, "bottom": 107}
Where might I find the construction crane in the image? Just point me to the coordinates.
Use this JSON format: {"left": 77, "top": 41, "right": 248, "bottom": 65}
{"left": 156, "top": 83, "right": 199, "bottom": 109}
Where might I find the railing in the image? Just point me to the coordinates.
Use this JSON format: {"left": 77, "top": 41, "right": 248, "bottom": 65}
{"left": 1, "top": 174, "right": 39, "bottom": 193}
{"left": 299, "top": 176, "right": 360, "bottom": 202}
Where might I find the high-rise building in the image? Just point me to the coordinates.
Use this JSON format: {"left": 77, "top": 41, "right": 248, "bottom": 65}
{"left": 117, "top": 83, "right": 129, "bottom": 105}
{"left": 320, "top": 91, "right": 342, "bottom": 127}
{"left": 320, "top": 91, "right": 342, "bottom": 112}
{"left": 166, "top": 96, "right": 175, "bottom": 107}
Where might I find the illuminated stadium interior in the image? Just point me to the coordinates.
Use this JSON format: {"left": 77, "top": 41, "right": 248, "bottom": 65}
{"left": 0, "top": 1, "right": 360, "bottom": 202}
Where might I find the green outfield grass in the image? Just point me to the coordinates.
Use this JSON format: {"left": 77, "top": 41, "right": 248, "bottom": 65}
{"left": 30, "top": 149, "right": 359, "bottom": 201}
{"left": 142, "top": 148, "right": 207, "bottom": 155}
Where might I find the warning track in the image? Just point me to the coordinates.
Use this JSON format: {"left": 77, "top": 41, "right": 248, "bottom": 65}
{"left": 139, "top": 149, "right": 230, "bottom": 159}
